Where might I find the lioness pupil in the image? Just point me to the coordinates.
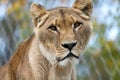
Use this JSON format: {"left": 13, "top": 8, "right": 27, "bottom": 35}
{"left": 48, "top": 25, "right": 57, "bottom": 31}
{"left": 74, "top": 22, "right": 82, "bottom": 29}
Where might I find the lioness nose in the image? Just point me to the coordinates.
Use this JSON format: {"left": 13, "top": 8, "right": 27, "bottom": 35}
{"left": 62, "top": 42, "right": 77, "bottom": 50}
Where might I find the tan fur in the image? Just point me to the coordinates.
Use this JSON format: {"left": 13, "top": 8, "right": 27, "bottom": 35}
{"left": 0, "top": 0, "right": 93, "bottom": 80}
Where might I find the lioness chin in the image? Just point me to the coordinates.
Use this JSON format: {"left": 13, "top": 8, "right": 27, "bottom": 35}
{"left": 0, "top": 0, "right": 93, "bottom": 80}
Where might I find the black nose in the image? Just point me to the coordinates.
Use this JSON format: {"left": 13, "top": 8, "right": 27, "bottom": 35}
{"left": 62, "top": 42, "right": 77, "bottom": 50}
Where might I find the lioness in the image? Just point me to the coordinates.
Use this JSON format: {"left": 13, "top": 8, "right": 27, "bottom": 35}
{"left": 0, "top": 0, "right": 93, "bottom": 80}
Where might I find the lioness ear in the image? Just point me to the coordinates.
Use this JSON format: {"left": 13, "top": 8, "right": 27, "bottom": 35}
{"left": 31, "top": 3, "right": 47, "bottom": 27}
{"left": 73, "top": 0, "right": 93, "bottom": 17}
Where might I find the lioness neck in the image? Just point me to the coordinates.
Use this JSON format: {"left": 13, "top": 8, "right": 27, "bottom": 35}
{"left": 29, "top": 34, "right": 74, "bottom": 80}
{"left": 29, "top": 34, "right": 49, "bottom": 80}
{"left": 48, "top": 63, "right": 74, "bottom": 80}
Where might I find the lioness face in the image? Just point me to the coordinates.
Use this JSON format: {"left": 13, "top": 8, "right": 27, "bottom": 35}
{"left": 31, "top": 0, "right": 92, "bottom": 65}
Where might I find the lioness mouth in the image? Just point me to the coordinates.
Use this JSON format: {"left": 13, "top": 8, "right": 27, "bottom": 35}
{"left": 56, "top": 53, "right": 79, "bottom": 61}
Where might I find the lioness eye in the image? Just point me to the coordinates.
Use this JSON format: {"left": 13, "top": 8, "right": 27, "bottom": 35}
{"left": 48, "top": 25, "right": 57, "bottom": 31}
{"left": 37, "top": 18, "right": 41, "bottom": 22}
{"left": 74, "top": 22, "right": 82, "bottom": 29}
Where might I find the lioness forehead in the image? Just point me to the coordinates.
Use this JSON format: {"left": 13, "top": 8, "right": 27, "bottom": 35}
{"left": 49, "top": 8, "right": 89, "bottom": 20}
{"left": 49, "top": 8, "right": 74, "bottom": 25}
{"left": 45, "top": 8, "right": 89, "bottom": 27}
{"left": 49, "top": 8, "right": 78, "bottom": 21}
{"left": 49, "top": 8, "right": 74, "bottom": 16}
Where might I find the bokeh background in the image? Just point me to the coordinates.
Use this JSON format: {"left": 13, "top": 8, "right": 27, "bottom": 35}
{"left": 0, "top": 0, "right": 120, "bottom": 80}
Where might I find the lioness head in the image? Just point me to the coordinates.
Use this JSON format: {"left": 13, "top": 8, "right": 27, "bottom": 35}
{"left": 31, "top": 0, "right": 93, "bottom": 66}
